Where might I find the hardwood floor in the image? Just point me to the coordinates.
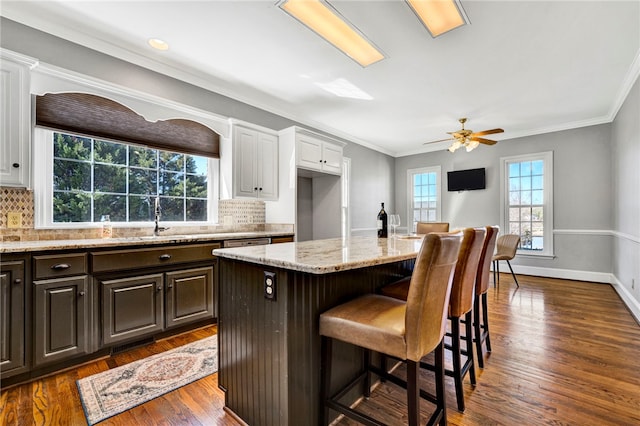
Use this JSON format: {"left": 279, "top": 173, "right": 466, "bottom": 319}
{"left": 2, "top": 274, "right": 639, "bottom": 425}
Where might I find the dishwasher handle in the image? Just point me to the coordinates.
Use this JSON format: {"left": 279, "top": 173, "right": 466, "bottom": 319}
{"left": 223, "top": 238, "right": 271, "bottom": 248}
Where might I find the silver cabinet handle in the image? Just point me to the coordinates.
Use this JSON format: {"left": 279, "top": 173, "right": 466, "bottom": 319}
{"left": 157, "top": 285, "right": 162, "bottom": 292}
{"left": 79, "top": 291, "right": 85, "bottom": 296}
{"left": 14, "top": 278, "right": 22, "bottom": 285}
{"left": 159, "top": 254, "right": 172, "bottom": 261}
{"left": 51, "top": 263, "right": 70, "bottom": 270}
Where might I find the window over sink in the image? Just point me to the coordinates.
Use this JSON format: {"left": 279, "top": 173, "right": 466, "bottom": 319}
{"left": 34, "top": 129, "right": 219, "bottom": 227}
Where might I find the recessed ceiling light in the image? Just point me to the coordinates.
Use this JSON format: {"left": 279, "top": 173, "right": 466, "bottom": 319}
{"left": 148, "top": 38, "right": 169, "bottom": 51}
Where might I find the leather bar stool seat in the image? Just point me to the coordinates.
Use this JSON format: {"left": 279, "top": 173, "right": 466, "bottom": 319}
{"left": 320, "top": 232, "right": 463, "bottom": 426}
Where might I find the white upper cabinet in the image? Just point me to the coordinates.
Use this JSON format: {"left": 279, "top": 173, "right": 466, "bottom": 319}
{"left": 0, "top": 50, "right": 36, "bottom": 188}
{"left": 296, "top": 131, "right": 344, "bottom": 176}
{"left": 232, "top": 123, "right": 278, "bottom": 200}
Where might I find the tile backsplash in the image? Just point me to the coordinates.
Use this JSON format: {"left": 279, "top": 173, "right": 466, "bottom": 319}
{"left": 218, "top": 199, "right": 266, "bottom": 225}
{"left": 0, "top": 187, "right": 34, "bottom": 229}
{"left": 0, "top": 187, "right": 278, "bottom": 242}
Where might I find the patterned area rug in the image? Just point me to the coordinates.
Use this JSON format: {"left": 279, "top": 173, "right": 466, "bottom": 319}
{"left": 77, "top": 336, "right": 217, "bottom": 425}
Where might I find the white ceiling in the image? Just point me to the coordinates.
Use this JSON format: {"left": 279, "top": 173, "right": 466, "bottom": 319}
{"left": 2, "top": 1, "right": 639, "bottom": 157}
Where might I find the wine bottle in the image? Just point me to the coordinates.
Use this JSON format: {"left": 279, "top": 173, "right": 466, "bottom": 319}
{"left": 377, "top": 202, "right": 388, "bottom": 238}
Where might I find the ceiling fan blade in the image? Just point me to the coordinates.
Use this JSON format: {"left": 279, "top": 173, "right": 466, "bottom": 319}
{"left": 423, "top": 137, "right": 453, "bottom": 145}
{"left": 471, "top": 128, "right": 504, "bottom": 137}
{"left": 469, "top": 137, "right": 497, "bottom": 145}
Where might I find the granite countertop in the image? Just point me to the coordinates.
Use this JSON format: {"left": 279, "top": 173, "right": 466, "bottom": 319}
{"left": 213, "top": 235, "right": 425, "bottom": 274}
{"left": 0, "top": 231, "right": 294, "bottom": 253}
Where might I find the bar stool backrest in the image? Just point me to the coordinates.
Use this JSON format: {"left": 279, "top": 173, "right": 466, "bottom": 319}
{"left": 405, "top": 231, "right": 462, "bottom": 361}
{"left": 476, "top": 226, "right": 499, "bottom": 296}
{"left": 448, "top": 227, "right": 486, "bottom": 318}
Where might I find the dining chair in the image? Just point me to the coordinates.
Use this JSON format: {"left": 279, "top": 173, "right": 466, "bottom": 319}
{"left": 474, "top": 225, "right": 499, "bottom": 368}
{"left": 380, "top": 227, "right": 486, "bottom": 412}
{"left": 492, "top": 234, "right": 521, "bottom": 287}
{"left": 416, "top": 222, "right": 450, "bottom": 234}
{"left": 320, "top": 232, "right": 463, "bottom": 426}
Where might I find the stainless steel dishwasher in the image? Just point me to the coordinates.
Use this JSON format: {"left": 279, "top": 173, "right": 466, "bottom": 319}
{"left": 222, "top": 238, "right": 271, "bottom": 248}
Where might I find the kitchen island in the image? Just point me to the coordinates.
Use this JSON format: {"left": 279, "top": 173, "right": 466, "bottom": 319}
{"left": 213, "top": 235, "right": 424, "bottom": 426}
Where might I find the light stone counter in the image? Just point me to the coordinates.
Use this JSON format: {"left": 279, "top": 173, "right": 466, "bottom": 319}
{"left": 213, "top": 235, "right": 425, "bottom": 274}
{"left": 0, "top": 231, "right": 294, "bottom": 253}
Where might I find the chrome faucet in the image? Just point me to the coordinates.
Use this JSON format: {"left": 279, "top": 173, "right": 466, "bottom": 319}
{"left": 153, "top": 197, "right": 169, "bottom": 236}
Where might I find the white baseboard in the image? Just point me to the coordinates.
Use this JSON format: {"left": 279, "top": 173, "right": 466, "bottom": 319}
{"left": 611, "top": 276, "right": 640, "bottom": 324}
{"left": 505, "top": 264, "right": 613, "bottom": 284}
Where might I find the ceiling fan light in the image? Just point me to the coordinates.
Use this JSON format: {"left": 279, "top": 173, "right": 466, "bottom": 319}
{"left": 406, "top": 0, "right": 468, "bottom": 38}
{"left": 465, "top": 140, "right": 480, "bottom": 152}
{"left": 449, "top": 140, "right": 462, "bottom": 152}
{"left": 278, "top": 0, "right": 385, "bottom": 67}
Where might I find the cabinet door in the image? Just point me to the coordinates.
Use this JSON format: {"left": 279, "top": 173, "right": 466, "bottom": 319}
{"left": 234, "top": 127, "right": 259, "bottom": 197}
{"left": 34, "top": 276, "right": 89, "bottom": 366}
{"left": 256, "top": 132, "right": 278, "bottom": 200}
{"left": 0, "top": 58, "right": 30, "bottom": 187}
{"left": 101, "top": 274, "right": 164, "bottom": 345}
{"left": 0, "top": 260, "right": 25, "bottom": 376}
{"left": 165, "top": 266, "right": 214, "bottom": 328}
{"left": 321, "top": 142, "right": 343, "bottom": 175}
{"left": 296, "top": 134, "right": 323, "bottom": 171}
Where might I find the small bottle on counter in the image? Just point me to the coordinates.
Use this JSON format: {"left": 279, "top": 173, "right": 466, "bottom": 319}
{"left": 377, "top": 202, "right": 388, "bottom": 238}
{"left": 101, "top": 214, "right": 112, "bottom": 238}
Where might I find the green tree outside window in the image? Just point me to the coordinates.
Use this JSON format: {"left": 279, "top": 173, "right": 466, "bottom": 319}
{"left": 52, "top": 132, "right": 209, "bottom": 223}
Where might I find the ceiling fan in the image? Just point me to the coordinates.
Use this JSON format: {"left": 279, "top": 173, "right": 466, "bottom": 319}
{"left": 424, "top": 118, "right": 504, "bottom": 152}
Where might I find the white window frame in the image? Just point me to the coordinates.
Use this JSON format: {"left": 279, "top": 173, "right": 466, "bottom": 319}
{"left": 33, "top": 128, "right": 219, "bottom": 229}
{"left": 406, "top": 166, "right": 442, "bottom": 233}
{"left": 499, "top": 151, "right": 554, "bottom": 258}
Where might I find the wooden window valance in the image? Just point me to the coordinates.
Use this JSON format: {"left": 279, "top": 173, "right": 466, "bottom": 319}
{"left": 36, "top": 92, "right": 220, "bottom": 158}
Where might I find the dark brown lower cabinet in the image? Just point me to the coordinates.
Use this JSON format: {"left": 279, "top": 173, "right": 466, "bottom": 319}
{"left": 34, "top": 276, "right": 90, "bottom": 366}
{"left": 165, "top": 266, "right": 214, "bottom": 329}
{"left": 101, "top": 274, "right": 164, "bottom": 346}
{"left": 0, "top": 259, "right": 27, "bottom": 377}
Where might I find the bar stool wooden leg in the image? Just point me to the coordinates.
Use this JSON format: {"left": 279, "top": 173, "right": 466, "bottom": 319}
{"left": 434, "top": 340, "right": 447, "bottom": 426}
{"left": 482, "top": 293, "right": 492, "bottom": 352}
{"left": 451, "top": 317, "right": 465, "bottom": 412}
{"left": 407, "top": 360, "right": 420, "bottom": 426}
{"left": 464, "top": 311, "right": 477, "bottom": 386}
{"left": 364, "top": 349, "right": 372, "bottom": 398}
{"left": 473, "top": 299, "right": 485, "bottom": 369}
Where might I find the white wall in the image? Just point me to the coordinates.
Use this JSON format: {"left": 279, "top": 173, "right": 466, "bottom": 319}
{"left": 611, "top": 77, "right": 640, "bottom": 321}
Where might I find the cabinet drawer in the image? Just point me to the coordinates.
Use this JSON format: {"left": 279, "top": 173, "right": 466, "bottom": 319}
{"left": 91, "top": 243, "right": 220, "bottom": 274}
{"left": 34, "top": 253, "right": 87, "bottom": 279}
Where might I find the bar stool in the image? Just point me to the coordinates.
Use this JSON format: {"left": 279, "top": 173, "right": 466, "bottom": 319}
{"left": 492, "top": 234, "right": 521, "bottom": 287}
{"left": 474, "top": 226, "right": 499, "bottom": 369}
{"left": 416, "top": 222, "right": 450, "bottom": 234}
{"left": 381, "top": 227, "right": 486, "bottom": 412}
{"left": 319, "top": 232, "right": 463, "bottom": 426}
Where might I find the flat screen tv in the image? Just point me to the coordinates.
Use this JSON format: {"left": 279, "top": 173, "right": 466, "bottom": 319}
{"left": 447, "top": 168, "right": 486, "bottom": 191}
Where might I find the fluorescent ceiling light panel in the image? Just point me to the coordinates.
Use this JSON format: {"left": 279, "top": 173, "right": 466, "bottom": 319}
{"left": 279, "top": 0, "right": 385, "bottom": 67}
{"left": 315, "top": 78, "right": 373, "bottom": 100}
{"left": 406, "top": 0, "right": 468, "bottom": 37}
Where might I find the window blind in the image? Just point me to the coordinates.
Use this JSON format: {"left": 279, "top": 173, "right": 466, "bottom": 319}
{"left": 36, "top": 92, "right": 220, "bottom": 158}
